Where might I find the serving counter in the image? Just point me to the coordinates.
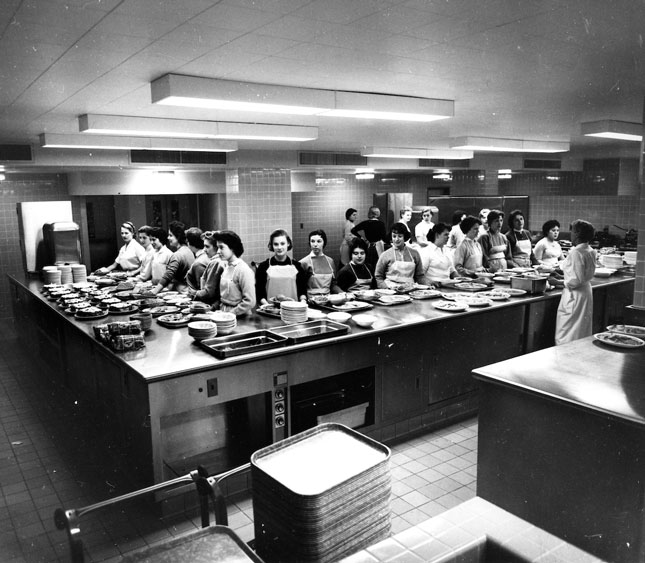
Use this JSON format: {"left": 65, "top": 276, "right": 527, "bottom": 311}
{"left": 8, "top": 274, "right": 635, "bottom": 494}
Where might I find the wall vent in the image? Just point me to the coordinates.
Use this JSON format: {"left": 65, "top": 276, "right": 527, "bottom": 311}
{"left": 418, "top": 158, "right": 470, "bottom": 168}
{"left": 523, "top": 158, "right": 561, "bottom": 169}
{"left": 298, "top": 151, "right": 367, "bottom": 167}
{"left": 0, "top": 144, "right": 33, "bottom": 161}
{"left": 129, "top": 150, "right": 226, "bottom": 165}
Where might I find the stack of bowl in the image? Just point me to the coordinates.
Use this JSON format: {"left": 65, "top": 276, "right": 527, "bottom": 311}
{"left": 210, "top": 311, "right": 237, "bottom": 335}
{"left": 189, "top": 301, "right": 212, "bottom": 314}
{"left": 187, "top": 321, "right": 217, "bottom": 341}
{"left": 43, "top": 266, "right": 62, "bottom": 285}
{"left": 71, "top": 264, "right": 88, "bottom": 283}
{"left": 57, "top": 264, "right": 73, "bottom": 284}
{"left": 280, "top": 300, "right": 308, "bottom": 324}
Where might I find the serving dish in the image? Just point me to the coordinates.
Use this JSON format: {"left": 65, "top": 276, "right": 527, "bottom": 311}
{"left": 144, "top": 305, "right": 181, "bottom": 317}
{"left": 594, "top": 332, "right": 644, "bottom": 349}
{"left": 352, "top": 314, "right": 377, "bottom": 328}
{"left": 454, "top": 296, "right": 492, "bottom": 307}
{"left": 268, "top": 319, "right": 350, "bottom": 344}
{"left": 256, "top": 304, "right": 282, "bottom": 318}
{"left": 324, "top": 300, "right": 373, "bottom": 312}
{"left": 433, "top": 300, "right": 469, "bottom": 312}
{"left": 327, "top": 311, "right": 352, "bottom": 323}
{"left": 373, "top": 294, "right": 412, "bottom": 306}
{"left": 307, "top": 308, "right": 328, "bottom": 320}
{"left": 409, "top": 289, "right": 442, "bottom": 300}
{"left": 156, "top": 313, "right": 192, "bottom": 328}
{"left": 504, "top": 288, "right": 527, "bottom": 297}
{"left": 74, "top": 309, "right": 109, "bottom": 320}
{"left": 594, "top": 267, "right": 617, "bottom": 278}
{"left": 478, "top": 291, "right": 510, "bottom": 301}
{"left": 492, "top": 275, "right": 515, "bottom": 284}
{"left": 108, "top": 304, "right": 139, "bottom": 315}
{"left": 453, "top": 282, "right": 488, "bottom": 291}
{"left": 511, "top": 275, "right": 546, "bottom": 294}
{"left": 606, "top": 324, "right": 645, "bottom": 338}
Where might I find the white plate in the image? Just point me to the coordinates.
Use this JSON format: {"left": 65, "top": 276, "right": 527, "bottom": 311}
{"left": 327, "top": 311, "right": 352, "bottom": 323}
{"left": 307, "top": 309, "right": 328, "bottom": 320}
{"left": 409, "top": 289, "right": 442, "bottom": 300}
{"left": 455, "top": 297, "right": 492, "bottom": 307}
{"left": 454, "top": 282, "right": 487, "bottom": 291}
{"left": 606, "top": 324, "right": 645, "bottom": 338}
{"left": 492, "top": 276, "right": 514, "bottom": 284}
{"left": 433, "top": 300, "right": 469, "bottom": 312}
{"left": 505, "top": 289, "right": 527, "bottom": 296}
{"left": 376, "top": 294, "right": 412, "bottom": 305}
{"left": 594, "top": 332, "right": 644, "bottom": 348}
{"left": 478, "top": 291, "right": 510, "bottom": 301}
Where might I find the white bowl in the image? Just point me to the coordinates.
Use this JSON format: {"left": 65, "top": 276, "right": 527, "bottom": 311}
{"left": 327, "top": 311, "right": 351, "bottom": 323}
{"left": 352, "top": 314, "right": 377, "bottom": 328}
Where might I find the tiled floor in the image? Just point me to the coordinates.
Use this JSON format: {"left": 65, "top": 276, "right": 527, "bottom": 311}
{"left": 0, "top": 317, "right": 477, "bottom": 562}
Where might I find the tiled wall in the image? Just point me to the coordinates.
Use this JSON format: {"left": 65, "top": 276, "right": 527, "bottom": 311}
{"left": 635, "top": 178, "right": 645, "bottom": 308}
{"left": 0, "top": 175, "right": 81, "bottom": 318}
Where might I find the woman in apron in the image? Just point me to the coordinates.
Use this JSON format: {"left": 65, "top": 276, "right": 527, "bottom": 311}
{"left": 96, "top": 221, "right": 145, "bottom": 276}
{"left": 534, "top": 219, "right": 564, "bottom": 266}
{"left": 453, "top": 216, "right": 485, "bottom": 277}
{"left": 374, "top": 223, "right": 424, "bottom": 289}
{"left": 188, "top": 230, "right": 221, "bottom": 304}
{"left": 300, "top": 229, "right": 338, "bottom": 300}
{"left": 418, "top": 223, "right": 457, "bottom": 286}
{"left": 339, "top": 208, "right": 357, "bottom": 267}
{"left": 555, "top": 220, "right": 596, "bottom": 345}
{"left": 255, "top": 229, "right": 309, "bottom": 306}
{"left": 479, "top": 210, "right": 513, "bottom": 273}
{"left": 506, "top": 209, "right": 538, "bottom": 268}
{"left": 337, "top": 238, "right": 376, "bottom": 292}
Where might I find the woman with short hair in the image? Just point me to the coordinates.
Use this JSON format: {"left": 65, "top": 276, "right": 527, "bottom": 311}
{"left": 506, "top": 209, "right": 538, "bottom": 267}
{"left": 534, "top": 219, "right": 563, "bottom": 266}
{"left": 418, "top": 222, "right": 457, "bottom": 286}
{"left": 300, "top": 229, "right": 339, "bottom": 299}
{"left": 453, "top": 216, "right": 485, "bottom": 277}
{"left": 374, "top": 223, "right": 424, "bottom": 289}
{"left": 337, "top": 238, "right": 376, "bottom": 292}
{"left": 96, "top": 221, "right": 145, "bottom": 276}
{"left": 150, "top": 221, "right": 194, "bottom": 294}
{"left": 339, "top": 208, "right": 358, "bottom": 267}
{"left": 414, "top": 207, "right": 435, "bottom": 246}
{"left": 479, "top": 210, "right": 513, "bottom": 273}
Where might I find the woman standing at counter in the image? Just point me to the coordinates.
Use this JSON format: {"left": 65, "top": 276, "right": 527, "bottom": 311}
{"left": 446, "top": 209, "right": 467, "bottom": 255}
{"left": 506, "top": 209, "right": 538, "bottom": 268}
{"left": 339, "top": 208, "right": 357, "bottom": 267}
{"left": 418, "top": 223, "right": 457, "bottom": 286}
{"left": 414, "top": 207, "right": 434, "bottom": 246}
{"left": 534, "top": 220, "right": 563, "bottom": 266}
{"left": 351, "top": 206, "right": 387, "bottom": 269}
{"left": 337, "top": 238, "right": 376, "bottom": 292}
{"left": 96, "top": 221, "right": 146, "bottom": 276}
{"left": 479, "top": 210, "right": 514, "bottom": 272}
{"left": 150, "top": 221, "right": 194, "bottom": 294}
{"left": 256, "top": 229, "right": 309, "bottom": 306}
{"left": 453, "top": 216, "right": 485, "bottom": 277}
{"left": 374, "top": 223, "right": 424, "bottom": 289}
{"left": 187, "top": 230, "right": 220, "bottom": 304}
{"left": 555, "top": 220, "right": 597, "bottom": 345}
{"left": 300, "top": 229, "right": 338, "bottom": 299}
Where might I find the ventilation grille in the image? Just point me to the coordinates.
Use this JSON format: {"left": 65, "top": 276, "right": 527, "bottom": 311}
{"left": 299, "top": 151, "right": 367, "bottom": 166}
{"left": 0, "top": 144, "right": 33, "bottom": 161}
{"left": 418, "top": 158, "right": 470, "bottom": 168}
{"left": 523, "top": 158, "right": 561, "bottom": 169}
{"left": 130, "top": 150, "right": 227, "bottom": 165}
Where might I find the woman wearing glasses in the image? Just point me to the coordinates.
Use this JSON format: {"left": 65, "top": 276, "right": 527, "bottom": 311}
{"left": 336, "top": 238, "right": 376, "bottom": 292}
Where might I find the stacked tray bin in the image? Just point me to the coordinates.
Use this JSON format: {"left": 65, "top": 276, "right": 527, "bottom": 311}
{"left": 251, "top": 423, "right": 391, "bottom": 563}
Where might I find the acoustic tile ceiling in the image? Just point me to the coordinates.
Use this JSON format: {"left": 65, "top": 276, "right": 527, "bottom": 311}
{"left": 1, "top": 0, "right": 644, "bottom": 168}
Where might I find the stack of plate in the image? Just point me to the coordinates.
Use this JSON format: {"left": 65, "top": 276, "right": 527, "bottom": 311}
{"left": 280, "top": 300, "right": 308, "bottom": 324}
{"left": 71, "top": 264, "right": 87, "bottom": 283}
{"left": 252, "top": 423, "right": 391, "bottom": 563}
{"left": 601, "top": 254, "right": 623, "bottom": 268}
{"left": 57, "top": 264, "right": 73, "bottom": 284}
{"left": 187, "top": 321, "right": 217, "bottom": 341}
{"left": 43, "top": 267, "right": 62, "bottom": 285}
{"left": 210, "top": 311, "right": 237, "bottom": 335}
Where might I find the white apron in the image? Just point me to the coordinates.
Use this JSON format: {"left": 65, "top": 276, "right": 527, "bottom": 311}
{"left": 347, "top": 263, "right": 373, "bottom": 292}
{"left": 306, "top": 256, "right": 334, "bottom": 298}
{"left": 266, "top": 263, "right": 298, "bottom": 301}
{"left": 385, "top": 247, "right": 416, "bottom": 288}
{"left": 488, "top": 243, "right": 508, "bottom": 272}
{"left": 514, "top": 235, "right": 533, "bottom": 267}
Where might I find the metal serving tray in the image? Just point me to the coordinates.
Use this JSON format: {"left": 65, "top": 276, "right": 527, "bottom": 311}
{"left": 268, "top": 319, "right": 349, "bottom": 344}
{"left": 199, "top": 330, "right": 288, "bottom": 359}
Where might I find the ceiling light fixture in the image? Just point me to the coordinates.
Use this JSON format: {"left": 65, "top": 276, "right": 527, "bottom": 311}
{"left": 581, "top": 120, "right": 642, "bottom": 141}
{"left": 79, "top": 114, "right": 318, "bottom": 142}
{"left": 40, "top": 133, "right": 237, "bottom": 152}
{"left": 361, "top": 147, "right": 473, "bottom": 159}
{"left": 355, "top": 173, "right": 375, "bottom": 180}
{"left": 151, "top": 74, "right": 454, "bottom": 122}
{"left": 450, "top": 137, "right": 569, "bottom": 153}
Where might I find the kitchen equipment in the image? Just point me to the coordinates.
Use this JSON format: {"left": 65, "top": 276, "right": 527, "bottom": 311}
{"left": 199, "top": 330, "right": 288, "bottom": 359}
{"left": 268, "top": 319, "right": 350, "bottom": 344}
{"left": 43, "top": 222, "right": 82, "bottom": 266}
{"left": 510, "top": 276, "right": 547, "bottom": 294}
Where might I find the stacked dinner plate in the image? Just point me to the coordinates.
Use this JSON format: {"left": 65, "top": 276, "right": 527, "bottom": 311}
{"left": 57, "top": 264, "right": 73, "bottom": 285}
{"left": 210, "top": 311, "right": 237, "bottom": 335}
{"left": 252, "top": 423, "right": 391, "bottom": 563}
{"left": 280, "top": 300, "right": 308, "bottom": 324}
{"left": 187, "top": 321, "right": 217, "bottom": 341}
{"left": 71, "top": 264, "right": 88, "bottom": 283}
{"left": 43, "top": 267, "right": 62, "bottom": 285}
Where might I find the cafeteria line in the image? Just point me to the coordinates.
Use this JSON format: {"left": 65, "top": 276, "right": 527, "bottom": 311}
{"left": 5, "top": 185, "right": 643, "bottom": 562}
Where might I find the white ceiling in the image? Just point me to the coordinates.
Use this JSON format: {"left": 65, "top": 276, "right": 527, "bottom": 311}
{"left": 1, "top": 0, "right": 644, "bottom": 170}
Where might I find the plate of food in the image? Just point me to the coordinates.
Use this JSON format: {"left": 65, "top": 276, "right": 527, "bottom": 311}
{"left": 374, "top": 288, "right": 396, "bottom": 296}
{"left": 594, "top": 332, "right": 644, "bottom": 349}
{"left": 108, "top": 303, "right": 139, "bottom": 315}
{"left": 606, "top": 324, "right": 645, "bottom": 338}
{"left": 409, "top": 289, "right": 442, "bottom": 300}
{"left": 256, "top": 304, "right": 282, "bottom": 318}
{"left": 478, "top": 291, "right": 510, "bottom": 301}
{"left": 433, "top": 300, "right": 469, "bottom": 312}
{"left": 393, "top": 282, "right": 417, "bottom": 293}
{"left": 453, "top": 282, "right": 488, "bottom": 292}
{"left": 157, "top": 313, "right": 192, "bottom": 328}
{"left": 505, "top": 288, "right": 527, "bottom": 297}
{"left": 144, "top": 305, "right": 181, "bottom": 317}
{"left": 454, "top": 296, "right": 493, "bottom": 307}
{"left": 330, "top": 300, "right": 373, "bottom": 312}
{"left": 351, "top": 290, "right": 378, "bottom": 301}
{"left": 375, "top": 294, "right": 412, "bottom": 306}
{"left": 492, "top": 275, "right": 515, "bottom": 284}
{"left": 74, "top": 307, "right": 109, "bottom": 320}
{"left": 269, "top": 295, "right": 296, "bottom": 305}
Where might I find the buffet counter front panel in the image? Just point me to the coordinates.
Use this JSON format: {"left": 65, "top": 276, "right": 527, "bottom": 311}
{"left": 9, "top": 275, "right": 635, "bottom": 489}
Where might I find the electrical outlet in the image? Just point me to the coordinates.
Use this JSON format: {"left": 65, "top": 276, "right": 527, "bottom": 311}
{"left": 206, "top": 378, "right": 218, "bottom": 397}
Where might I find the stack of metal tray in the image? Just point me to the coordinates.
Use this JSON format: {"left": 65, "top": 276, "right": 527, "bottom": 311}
{"left": 251, "top": 423, "right": 391, "bottom": 563}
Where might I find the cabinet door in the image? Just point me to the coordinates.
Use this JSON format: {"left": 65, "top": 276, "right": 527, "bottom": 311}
{"left": 381, "top": 355, "right": 425, "bottom": 421}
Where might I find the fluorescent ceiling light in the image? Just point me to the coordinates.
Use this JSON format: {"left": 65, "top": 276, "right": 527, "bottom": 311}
{"left": 361, "top": 147, "right": 473, "bottom": 159}
{"left": 355, "top": 173, "right": 375, "bottom": 180}
{"left": 151, "top": 74, "right": 454, "bottom": 122}
{"left": 40, "top": 133, "right": 237, "bottom": 152}
{"left": 79, "top": 114, "right": 317, "bottom": 142}
{"left": 450, "top": 137, "right": 569, "bottom": 153}
{"left": 581, "top": 120, "right": 642, "bottom": 141}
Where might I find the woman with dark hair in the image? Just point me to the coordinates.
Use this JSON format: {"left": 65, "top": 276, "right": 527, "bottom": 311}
{"left": 339, "top": 208, "right": 358, "bottom": 267}
{"left": 351, "top": 206, "right": 388, "bottom": 269}
{"left": 337, "top": 238, "right": 376, "bottom": 292}
{"left": 534, "top": 219, "right": 563, "bottom": 266}
{"left": 555, "top": 220, "right": 597, "bottom": 345}
{"left": 479, "top": 210, "right": 513, "bottom": 272}
{"left": 150, "top": 220, "right": 194, "bottom": 294}
{"left": 374, "top": 222, "right": 424, "bottom": 289}
{"left": 506, "top": 209, "right": 538, "bottom": 267}
{"left": 300, "top": 229, "right": 339, "bottom": 299}
{"left": 255, "top": 229, "right": 309, "bottom": 306}
{"left": 96, "top": 221, "right": 145, "bottom": 276}
{"left": 189, "top": 230, "right": 221, "bottom": 304}
{"left": 446, "top": 209, "right": 467, "bottom": 254}
{"left": 210, "top": 230, "right": 256, "bottom": 316}
{"left": 453, "top": 215, "right": 485, "bottom": 277}
{"left": 185, "top": 227, "right": 210, "bottom": 291}
{"left": 418, "top": 222, "right": 457, "bottom": 286}
{"left": 146, "top": 227, "right": 173, "bottom": 284}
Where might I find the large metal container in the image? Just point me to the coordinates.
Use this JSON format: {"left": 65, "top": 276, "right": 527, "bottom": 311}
{"left": 510, "top": 275, "right": 547, "bottom": 294}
